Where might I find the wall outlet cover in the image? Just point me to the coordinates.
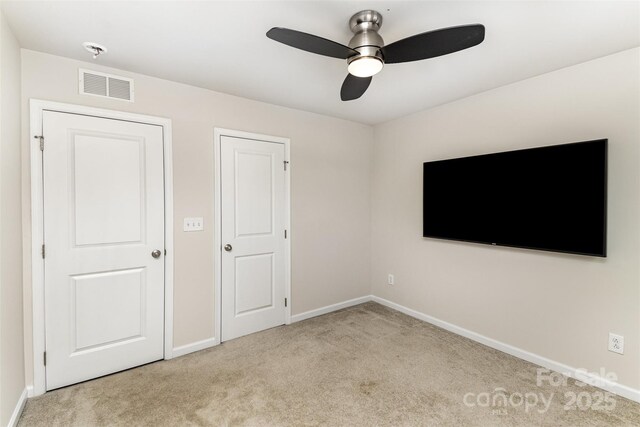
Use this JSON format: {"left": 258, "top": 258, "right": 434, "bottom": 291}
{"left": 608, "top": 333, "right": 624, "bottom": 355}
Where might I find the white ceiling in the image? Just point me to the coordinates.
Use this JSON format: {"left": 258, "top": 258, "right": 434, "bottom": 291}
{"left": 2, "top": 1, "right": 639, "bottom": 125}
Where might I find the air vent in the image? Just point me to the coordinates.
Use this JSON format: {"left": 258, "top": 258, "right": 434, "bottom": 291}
{"left": 79, "top": 69, "right": 134, "bottom": 102}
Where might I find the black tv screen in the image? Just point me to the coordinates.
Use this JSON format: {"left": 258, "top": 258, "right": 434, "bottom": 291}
{"left": 423, "top": 139, "right": 607, "bottom": 257}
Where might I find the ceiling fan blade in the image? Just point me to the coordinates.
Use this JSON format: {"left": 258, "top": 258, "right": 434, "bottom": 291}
{"left": 340, "top": 74, "right": 372, "bottom": 101}
{"left": 267, "top": 27, "right": 358, "bottom": 59}
{"left": 381, "top": 24, "right": 485, "bottom": 64}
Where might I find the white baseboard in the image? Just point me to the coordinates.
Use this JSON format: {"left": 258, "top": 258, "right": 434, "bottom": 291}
{"left": 291, "top": 295, "right": 372, "bottom": 323}
{"left": 8, "top": 388, "right": 28, "bottom": 427}
{"left": 371, "top": 296, "right": 640, "bottom": 403}
{"left": 172, "top": 337, "right": 218, "bottom": 358}
{"left": 172, "top": 297, "right": 372, "bottom": 356}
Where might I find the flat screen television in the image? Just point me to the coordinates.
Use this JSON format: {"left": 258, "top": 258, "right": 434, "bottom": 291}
{"left": 422, "top": 139, "right": 607, "bottom": 257}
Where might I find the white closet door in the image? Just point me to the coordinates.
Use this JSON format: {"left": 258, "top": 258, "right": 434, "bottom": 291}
{"left": 43, "top": 111, "right": 165, "bottom": 390}
{"left": 220, "top": 135, "right": 286, "bottom": 341}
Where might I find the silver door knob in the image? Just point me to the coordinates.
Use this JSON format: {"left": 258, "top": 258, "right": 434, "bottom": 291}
{"left": 224, "top": 244, "right": 232, "bottom": 252}
{"left": 151, "top": 249, "right": 162, "bottom": 258}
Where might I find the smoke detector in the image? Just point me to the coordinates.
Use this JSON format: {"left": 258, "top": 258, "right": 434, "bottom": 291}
{"left": 83, "top": 42, "right": 107, "bottom": 59}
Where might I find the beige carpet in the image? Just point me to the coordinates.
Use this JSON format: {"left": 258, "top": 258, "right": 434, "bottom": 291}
{"left": 19, "top": 302, "right": 640, "bottom": 426}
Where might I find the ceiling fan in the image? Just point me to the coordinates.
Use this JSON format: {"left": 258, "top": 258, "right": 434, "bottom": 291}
{"left": 267, "top": 10, "right": 485, "bottom": 101}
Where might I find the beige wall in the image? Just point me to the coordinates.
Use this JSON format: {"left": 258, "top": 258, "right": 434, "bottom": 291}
{"left": 17, "top": 43, "right": 639, "bottom": 395}
{"left": 1, "top": 8, "right": 25, "bottom": 425}
{"left": 371, "top": 48, "right": 640, "bottom": 390}
{"left": 21, "top": 50, "right": 373, "bottom": 386}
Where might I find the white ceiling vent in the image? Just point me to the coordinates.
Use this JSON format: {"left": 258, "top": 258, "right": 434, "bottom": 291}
{"left": 79, "top": 69, "right": 134, "bottom": 102}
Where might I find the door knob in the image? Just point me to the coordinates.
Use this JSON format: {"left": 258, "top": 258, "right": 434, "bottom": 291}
{"left": 224, "top": 244, "right": 232, "bottom": 252}
{"left": 151, "top": 249, "right": 162, "bottom": 258}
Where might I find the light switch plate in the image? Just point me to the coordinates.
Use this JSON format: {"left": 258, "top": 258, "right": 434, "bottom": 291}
{"left": 184, "top": 217, "right": 204, "bottom": 232}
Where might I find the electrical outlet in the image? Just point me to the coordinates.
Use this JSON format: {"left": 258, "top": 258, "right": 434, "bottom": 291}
{"left": 183, "top": 217, "right": 204, "bottom": 232}
{"left": 608, "top": 333, "right": 624, "bottom": 355}
{"left": 388, "top": 274, "right": 394, "bottom": 286}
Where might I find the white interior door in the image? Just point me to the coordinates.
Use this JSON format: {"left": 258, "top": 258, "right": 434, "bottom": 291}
{"left": 221, "top": 135, "right": 287, "bottom": 341}
{"left": 43, "top": 111, "right": 165, "bottom": 390}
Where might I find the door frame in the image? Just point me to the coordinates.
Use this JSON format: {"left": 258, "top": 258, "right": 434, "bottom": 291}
{"left": 213, "top": 128, "right": 292, "bottom": 344}
{"left": 29, "top": 99, "right": 174, "bottom": 396}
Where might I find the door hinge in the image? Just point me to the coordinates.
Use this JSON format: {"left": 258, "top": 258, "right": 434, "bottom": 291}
{"left": 284, "top": 229, "right": 287, "bottom": 239}
{"left": 284, "top": 160, "right": 289, "bottom": 171}
{"left": 284, "top": 298, "right": 288, "bottom": 307}
{"left": 43, "top": 351, "right": 47, "bottom": 366}
{"left": 34, "top": 135, "right": 44, "bottom": 151}
{"left": 41, "top": 244, "right": 45, "bottom": 259}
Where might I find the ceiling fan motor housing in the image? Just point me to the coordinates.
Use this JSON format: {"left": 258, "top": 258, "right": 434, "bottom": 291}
{"left": 347, "top": 10, "right": 385, "bottom": 64}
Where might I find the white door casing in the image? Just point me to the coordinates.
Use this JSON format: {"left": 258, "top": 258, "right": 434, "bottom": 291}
{"left": 43, "top": 111, "right": 165, "bottom": 390}
{"left": 217, "top": 131, "right": 290, "bottom": 341}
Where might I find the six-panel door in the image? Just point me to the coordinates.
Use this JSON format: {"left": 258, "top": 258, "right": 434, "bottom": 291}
{"left": 43, "top": 111, "right": 165, "bottom": 390}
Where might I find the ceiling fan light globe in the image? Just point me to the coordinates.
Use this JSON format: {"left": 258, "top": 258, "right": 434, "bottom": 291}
{"left": 347, "top": 57, "right": 383, "bottom": 78}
